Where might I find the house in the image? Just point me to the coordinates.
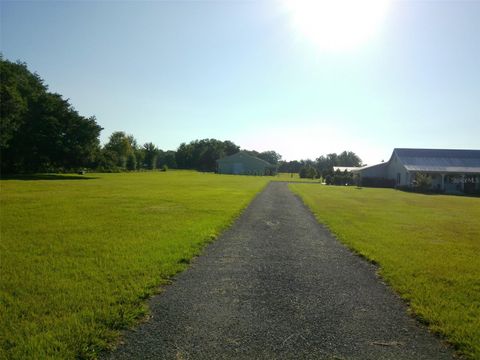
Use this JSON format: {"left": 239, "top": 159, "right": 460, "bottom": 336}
{"left": 354, "top": 148, "right": 480, "bottom": 193}
{"left": 217, "top": 152, "right": 277, "bottom": 175}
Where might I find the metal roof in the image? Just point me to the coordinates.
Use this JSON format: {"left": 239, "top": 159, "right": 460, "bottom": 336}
{"left": 394, "top": 148, "right": 480, "bottom": 173}
{"left": 349, "top": 162, "right": 388, "bottom": 173}
{"left": 217, "top": 151, "right": 274, "bottom": 166}
{"left": 333, "top": 166, "right": 363, "bottom": 172}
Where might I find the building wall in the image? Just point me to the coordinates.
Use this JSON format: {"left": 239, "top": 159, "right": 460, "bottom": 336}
{"left": 358, "top": 154, "right": 411, "bottom": 187}
{"left": 217, "top": 153, "right": 269, "bottom": 175}
{"left": 359, "top": 163, "right": 388, "bottom": 178}
{"left": 218, "top": 161, "right": 267, "bottom": 175}
{"left": 386, "top": 153, "right": 410, "bottom": 186}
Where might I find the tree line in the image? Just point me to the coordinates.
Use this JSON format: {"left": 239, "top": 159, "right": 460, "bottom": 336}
{"left": 278, "top": 151, "right": 362, "bottom": 181}
{"left": 97, "top": 135, "right": 284, "bottom": 173}
{"left": 0, "top": 57, "right": 281, "bottom": 174}
{"left": 0, "top": 56, "right": 361, "bottom": 178}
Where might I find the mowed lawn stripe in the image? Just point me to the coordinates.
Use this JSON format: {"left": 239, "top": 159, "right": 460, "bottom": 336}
{"left": 290, "top": 184, "right": 480, "bottom": 359}
{"left": 0, "top": 171, "right": 269, "bottom": 359}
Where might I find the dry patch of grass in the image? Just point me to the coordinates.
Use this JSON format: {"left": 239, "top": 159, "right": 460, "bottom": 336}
{"left": 290, "top": 184, "right": 480, "bottom": 359}
{"left": 0, "top": 171, "right": 269, "bottom": 359}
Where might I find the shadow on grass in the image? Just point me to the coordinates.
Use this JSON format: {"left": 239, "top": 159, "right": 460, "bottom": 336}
{"left": 0, "top": 174, "right": 98, "bottom": 181}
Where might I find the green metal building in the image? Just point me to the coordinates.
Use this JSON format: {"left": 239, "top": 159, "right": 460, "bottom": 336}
{"left": 217, "top": 152, "right": 277, "bottom": 175}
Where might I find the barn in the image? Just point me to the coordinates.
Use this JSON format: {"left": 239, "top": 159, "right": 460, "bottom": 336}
{"left": 355, "top": 148, "right": 480, "bottom": 193}
{"left": 217, "top": 152, "right": 277, "bottom": 175}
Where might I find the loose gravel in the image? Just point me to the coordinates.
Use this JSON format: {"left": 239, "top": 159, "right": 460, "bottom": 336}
{"left": 104, "top": 182, "right": 454, "bottom": 359}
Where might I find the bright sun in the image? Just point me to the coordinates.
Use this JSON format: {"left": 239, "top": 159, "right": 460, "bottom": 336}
{"left": 282, "top": 0, "right": 391, "bottom": 52}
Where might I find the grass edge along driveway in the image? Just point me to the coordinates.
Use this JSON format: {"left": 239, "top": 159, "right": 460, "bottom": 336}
{"left": 0, "top": 171, "right": 269, "bottom": 359}
{"left": 290, "top": 183, "right": 480, "bottom": 360}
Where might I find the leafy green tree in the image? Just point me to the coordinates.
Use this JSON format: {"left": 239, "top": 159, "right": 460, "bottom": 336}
{"left": 175, "top": 139, "right": 240, "bottom": 171}
{"left": 175, "top": 142, "right": 192, "bottom": 169}
{"left": 299, "top": 165, "right": 317, "bottom": 179}
{"left": 134, "top": 147, "right": 145, "bottom": 170}
{"left": 332, "top": 169, "right": 354, "bottom": 186}
{"left": 143, "top": 142, "right": 158, "bottom": 170}
{"left": 0, "top": 56, "right": 45, "bottom": 150}
{"left": 315, "top": 154, "right": 337, "bottom": 178}
{"left": 164, "top": 151, "right": 177, "bottom": 168}
{"left": 242, "top": 150, "right": 282, "bottom": 165}
{"left": 0, "top": 57, "right": 102, "bottom": 173}
{"left": 278, "top": 160, "right": 302, "bottom": 173}
{"left": 197, "top": 139, "right": 226, "bottom": 171}
{"left": 104, "top": 131, "right": 136, "bottom": 169}
{"left": 223, "top": 140, "right": 240, "bottom": 156}
{"left": 315, "top": 151, "right": 362, "bottom": 178}
{"left": 337, "top": 151, "right": 362, "bottom": 167}
{"left": 126, "top": 152, "right": 137, "bottom": 171}
{"left": 414, "top": 173, "right": 432, "bottom": 191}
{"left": 325, "top": 174, "right": 333, "bottom": 185}
{"left": 257, "top": 151, "right": 282, "bottom": 165}
{"left": 156, "top": 149, "right": 178, "bottom": 169}
{"left": 95, "top": 148, "right": 119, "bottom": 172}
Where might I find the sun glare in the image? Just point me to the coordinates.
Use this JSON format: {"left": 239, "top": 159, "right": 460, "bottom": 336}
{"left": 282, "top": 0, "right": 391, "bottom": 52}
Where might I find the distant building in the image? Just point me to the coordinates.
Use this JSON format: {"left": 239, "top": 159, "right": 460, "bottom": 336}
{"left": 217, "top": 152, "right": 277, "bottom": 175}
{"left": 353, "top": 148, "right": 480, "bottom": 193}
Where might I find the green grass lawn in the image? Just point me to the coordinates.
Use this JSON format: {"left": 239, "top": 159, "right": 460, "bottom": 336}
{"left": 290, "top": 184, "right": 480, "bottom": 359}
{"left": 0, "top": 171, "right": 269, "bottom": 359}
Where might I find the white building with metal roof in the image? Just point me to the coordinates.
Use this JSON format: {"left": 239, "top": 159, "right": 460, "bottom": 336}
{"left": 354, "top": 148, "right": 480, "bottom": 193}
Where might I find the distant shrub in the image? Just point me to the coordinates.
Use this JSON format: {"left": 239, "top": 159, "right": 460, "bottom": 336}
{"left": 325, "top": 174, "right": 333, "bottom": 185}
{"left": 324, "top": 170, "right": 355, "bottom": 186}
{"left": 331, "top": 170, "right": 354, "bottom": 186}
{"left": 414, "top": 173, "right": 432, "bottom": 191}
{"left": 162, "top": 165, "right": 168, "bottom": 172}
{"left": 299, "top": 166, "right": 317, "bottom": 179}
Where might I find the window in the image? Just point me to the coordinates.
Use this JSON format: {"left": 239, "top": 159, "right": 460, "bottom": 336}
{"left": 397, "top": 173, "right": 401, "bottom": 185}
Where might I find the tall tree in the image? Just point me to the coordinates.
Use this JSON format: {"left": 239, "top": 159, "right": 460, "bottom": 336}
{"left": 143, "top": 142, "right": 158, "bottom": 170}
{"left": 336, "top": 151, "right": 362, "bottom": 167}
{"left": 223, "top": 140, "right": 240, "bottom": 156}
{"left": 278, "top": 160, "right": 303, "bottom": 173}
{"left": 0, "top": 57, "right": 102, "bottom": 173}
{"left": 315, "top": 151, "right": 362, "bottom": 178}
{"left": 157, "top": 150, "right": 177, "bottom": 169}
{"left": 126, "top": 152, "right": 137, "bottom": 171}
{"left": 0, "top": 56, "right": 44, "bottom": 150}
{"left": 104, "top": 131, "right": 135, "bottom": 169}
{"left": 257, "top": 151, "right": 282, "bottom": 165}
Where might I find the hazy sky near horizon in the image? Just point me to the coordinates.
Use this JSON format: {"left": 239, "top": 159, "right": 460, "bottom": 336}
{"left": 1, "top": 0, "right": 479, "bottom": 164}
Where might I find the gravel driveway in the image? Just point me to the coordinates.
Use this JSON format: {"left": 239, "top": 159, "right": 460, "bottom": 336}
{"left": 104, "top": 182, "right": 454, "bottom": 359}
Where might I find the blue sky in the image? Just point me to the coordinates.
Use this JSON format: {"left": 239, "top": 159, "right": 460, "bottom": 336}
{"left": 1, "top": 0, "right": 479, "bottom": 164}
